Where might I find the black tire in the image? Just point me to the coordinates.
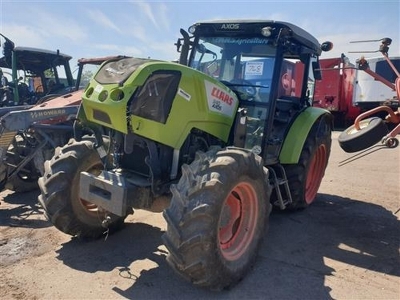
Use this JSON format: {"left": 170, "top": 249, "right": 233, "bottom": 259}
{"left": 283, "top": 116, "right": 332, "bottom": 210}
{"left": 162, "top": 148, "right": 271, "bottom": 291}
{"left": 38, "top": 136, "right": 127, "bottom": 239}
{"left": 338, "top": 117, "right": 388, "bottom": 153}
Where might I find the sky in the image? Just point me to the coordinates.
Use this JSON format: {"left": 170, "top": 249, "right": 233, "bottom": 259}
{"left": 0, "top": 0, "right": 399, "bottom": 76}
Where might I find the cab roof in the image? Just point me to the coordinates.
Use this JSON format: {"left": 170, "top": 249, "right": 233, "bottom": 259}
{"left": 0, "top": 46, "right": 72, "bottom": 74}
{"left": 190, "top": 20, "right": 322, "bottom": 55}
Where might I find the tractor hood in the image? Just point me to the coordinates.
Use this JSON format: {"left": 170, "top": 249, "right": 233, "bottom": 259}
{"left": 82, "top": 57, "right": 239, "bottom": 149}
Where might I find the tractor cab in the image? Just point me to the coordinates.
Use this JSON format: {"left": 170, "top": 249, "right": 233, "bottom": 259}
{"left": 177, "top": 20, "right": 332, "bottom": 163}
{"left": 0, "top": 34, "right": 74, "bottom": 106}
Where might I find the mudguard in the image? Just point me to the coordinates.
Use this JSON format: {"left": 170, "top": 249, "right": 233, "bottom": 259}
{"left": 279, "top": 107, "right": 332, "bottom": 164}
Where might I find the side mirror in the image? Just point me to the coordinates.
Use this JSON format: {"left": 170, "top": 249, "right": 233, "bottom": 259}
{"left": 321, "top": 41, "right": 333, "bottom": 52}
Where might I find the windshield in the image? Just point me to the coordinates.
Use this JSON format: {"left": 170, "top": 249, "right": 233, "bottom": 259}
{"left": 190, "top": 37, "right": 277, "bottom": 102}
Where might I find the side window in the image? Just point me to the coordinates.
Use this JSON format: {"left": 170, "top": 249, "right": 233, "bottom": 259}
{"left": 130, "top": 71, "right": 181, "bottom": 123}
{"left": 47, "top": 65, "right": 66, "bottom": 90}
{"left": 192, "top": 42, "right": 221, "bottom": 78}
{"left": 278, "top": 59, "right": 298, "bottom": 98}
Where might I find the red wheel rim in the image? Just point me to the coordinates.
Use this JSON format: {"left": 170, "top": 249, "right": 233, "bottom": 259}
{"left": 80, "top": 199, "right": 99, "bottom": 212}
{"left": 218, "top": 182, "right": 259, "bottom": 261}
{"left": 305, "top": 144, "right": 327, "bottom": 204}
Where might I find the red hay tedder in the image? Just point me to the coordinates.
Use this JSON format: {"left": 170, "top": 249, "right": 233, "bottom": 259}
{"left": 337, "top": 37, "right": 400, "bottom": 153}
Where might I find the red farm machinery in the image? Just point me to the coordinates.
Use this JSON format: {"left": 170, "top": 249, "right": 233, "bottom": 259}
{"left": 338, "top": 37, "right": 400, "bottom": 152}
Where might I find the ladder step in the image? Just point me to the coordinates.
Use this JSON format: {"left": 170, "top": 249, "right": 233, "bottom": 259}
{"left": 268, "top": 164, "right": 293, "bottom": 210}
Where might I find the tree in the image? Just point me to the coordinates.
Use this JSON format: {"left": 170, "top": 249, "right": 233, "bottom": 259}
{"left": 80, "top": 70, "right": 94, "bottom": 88}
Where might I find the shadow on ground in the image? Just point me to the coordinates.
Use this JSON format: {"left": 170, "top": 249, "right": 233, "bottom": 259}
{"left": 54, "top": 193, "right": 399, "bottom": 299}
{"left": 0, "top": 190, "right": 49, "bottom": 228}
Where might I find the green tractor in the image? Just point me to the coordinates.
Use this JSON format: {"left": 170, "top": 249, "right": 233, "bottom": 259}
{"left": 38, "top": 20, "right": 333, "bottom": 290}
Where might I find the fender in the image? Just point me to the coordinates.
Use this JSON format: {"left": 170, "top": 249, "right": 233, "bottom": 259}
{"left": 279, "top": 107, "right": 332, "bottom": 164}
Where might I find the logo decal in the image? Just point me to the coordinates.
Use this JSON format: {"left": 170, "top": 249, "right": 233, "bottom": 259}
{"left": 204, "top": 81, "right": 238, "bottom": 117}
{"left": 178, "top": 88, "right": 191, "bottom": 101}
{"left": 210, "top": 87, "right": 234, "bottom": 105}
{"left": 221, "top": 23, "right": 240, "bottom": 30}
{"left": 30, "top": 109, "right": 66, "bottom": 119}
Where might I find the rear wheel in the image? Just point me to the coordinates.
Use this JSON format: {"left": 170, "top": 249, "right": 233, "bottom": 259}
{"left": 284, "top": 117, "right": 332, "bottom": 210}
{"left": 338, "top": 117, "right": 388, "bottom": 153}
{"left": 163, "top": 148, "right": 271, "bottom": 290}
{"left": 38, "top": 136, "right": 127, "bottom": 239}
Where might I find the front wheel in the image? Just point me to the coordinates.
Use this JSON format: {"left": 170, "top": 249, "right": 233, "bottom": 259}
{"left": 163, "top": 148, "right": 271, "bottom": 290}
{"left": 38, "top": 136, "right": 127, "bottom": 239}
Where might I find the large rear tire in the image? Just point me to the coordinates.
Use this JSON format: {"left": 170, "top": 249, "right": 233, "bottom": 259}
{"left": 38, "top": 136, "right": 127, "bottom": 239}
{"left": 163, "top": 148, "right": 271, "bottom": 290}
{"left": 338, "top": 117, "right": 388, "bottom": 153}
{"left": 284, "top": 117, "right": 332, "bottom": 210}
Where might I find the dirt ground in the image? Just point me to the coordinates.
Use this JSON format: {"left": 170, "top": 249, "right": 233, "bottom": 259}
{"left": 0, "top": 131, "right": 399, "bottom": 300}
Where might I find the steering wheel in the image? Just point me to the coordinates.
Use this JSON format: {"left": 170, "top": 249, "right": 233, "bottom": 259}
{"left": 223, "top": 79, "right": 257, "bottom": 101}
